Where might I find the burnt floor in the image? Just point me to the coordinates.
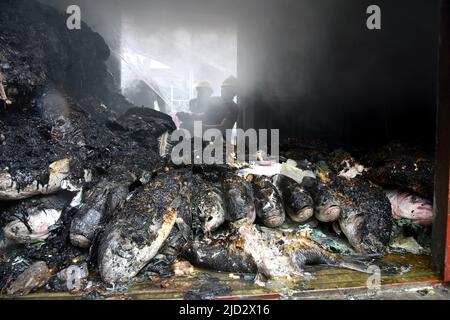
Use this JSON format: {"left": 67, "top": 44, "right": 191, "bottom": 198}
{"left": 1, "top": 253, "right": 446, "bottom": 300}
{"left": 292, "top": 284, "right": 450, "bottom": 300}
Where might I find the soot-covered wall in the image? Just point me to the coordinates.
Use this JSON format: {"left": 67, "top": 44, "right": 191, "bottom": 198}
{"left": 238, "top": 0, "right": 440, "bottom": 147}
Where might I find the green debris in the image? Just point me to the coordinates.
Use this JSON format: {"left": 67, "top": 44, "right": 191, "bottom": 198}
{"left": 389, "top": 219, "right": 431, "bottom": 255}
{"left": 390, "top": 236, "right": 429, "bottom": 255}
{"left": 297, "top": 225, "right": 355, "bottom": 255}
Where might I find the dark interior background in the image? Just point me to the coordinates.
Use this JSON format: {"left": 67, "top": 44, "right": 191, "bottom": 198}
{"left": 41, "top": 0, "right": 440, "bottom": 148}
{"left": 238, "top": 0, "right": 440, "bottom": 147}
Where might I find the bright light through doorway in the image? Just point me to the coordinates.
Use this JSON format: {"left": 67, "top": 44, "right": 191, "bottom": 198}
{"left": 120, "top": 17, "right": 237, "bottom": 115}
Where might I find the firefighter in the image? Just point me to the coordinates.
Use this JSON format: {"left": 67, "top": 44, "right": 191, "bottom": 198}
{"left": 189, "top": 80, "right": 213, "bottom": 115}
{"left": 0, "top": 71, "right": 12, "bottom": 105}
{"left": 203, "top": 76, "right": 239, "bottom": 137}
{"left": 178, "top": 80, "right": 213, "bottom": 136}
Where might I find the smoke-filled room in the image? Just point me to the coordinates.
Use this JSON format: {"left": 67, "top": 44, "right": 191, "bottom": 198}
{"left": 0, "top": 0, "right": 449, "bottom": 304}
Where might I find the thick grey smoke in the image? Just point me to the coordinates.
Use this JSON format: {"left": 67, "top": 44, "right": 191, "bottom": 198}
{"left": 39, "top": 0, "right": 440, "bottom": 145}
{"left": 41, "top": 0, "right": 239, "bottom": 112}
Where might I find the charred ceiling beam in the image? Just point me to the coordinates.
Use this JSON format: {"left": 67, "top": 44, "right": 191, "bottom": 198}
{"left": 432, "top": 0, "right": 450, "bottom": 281}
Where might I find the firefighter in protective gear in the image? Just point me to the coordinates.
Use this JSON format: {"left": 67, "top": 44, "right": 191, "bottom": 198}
{"left": 189, "top": 80, "right": 213, "bottom": 114}
{"left": 178, "top": 80, "right": 214, "bottom": 136}
{"left": 203, "top": 76, "right": 239, "bottom": 136}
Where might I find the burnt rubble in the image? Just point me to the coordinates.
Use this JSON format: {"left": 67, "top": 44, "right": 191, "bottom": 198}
{"left": 0, "top": 0, "right": 175, "bottom": 192}
{"left": 0, "top": 0, "right": 175, "bottom": 294}
{"left": 0, "top": 0, "right": 435, "bottom": 298}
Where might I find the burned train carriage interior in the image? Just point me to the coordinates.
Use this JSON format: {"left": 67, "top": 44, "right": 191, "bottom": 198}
{"left": 0, "top": 0, "right": 448, "bottom": 300}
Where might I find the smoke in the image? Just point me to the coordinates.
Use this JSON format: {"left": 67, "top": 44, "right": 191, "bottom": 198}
{"left": 237, "top": 0, "right": 440, "bottom": 145}
{"left": 119, "top": 19, "right": 237, "bottom": 112}
{"left": 38, "top": 0, "right": 440, "bottom": 145}
{"left": 40, "top": 0, "right": 239, "bottom": 112}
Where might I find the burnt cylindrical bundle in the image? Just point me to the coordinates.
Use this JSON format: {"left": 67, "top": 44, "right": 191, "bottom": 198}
{"left": 301, "top": 177, "right": 341, "bottom": 223}
{"left": 272, "top": 174, "right": 314, "bottom": 223}
{"left": 191, "top": 174, "right": 227, "bottom": 234}
{"left": 222, "top": 173, "right": 256, "bottom": 224}
{"left": 252, "top": 175, "right": 286, "bottom": 228}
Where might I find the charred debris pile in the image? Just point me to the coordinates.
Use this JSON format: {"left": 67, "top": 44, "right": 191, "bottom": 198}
{"left": 0, "top": 0, "right": 435, "bottom": 298}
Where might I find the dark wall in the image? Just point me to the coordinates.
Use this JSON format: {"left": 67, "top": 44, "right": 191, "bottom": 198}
{"left": 238, "top": 0, "right": 440, "bottom": 147}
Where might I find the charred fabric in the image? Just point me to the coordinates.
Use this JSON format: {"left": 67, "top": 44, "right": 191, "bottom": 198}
{"left": 0, "top": 0, "right": 435, "bottom": 297}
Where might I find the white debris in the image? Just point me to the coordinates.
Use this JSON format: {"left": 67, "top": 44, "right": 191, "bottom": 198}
{"left": 57, "top": 263, "right": 89, "bottom": 290}
{"left": 84, "top": 169, "right": 93, "bottom": 183}
{"left": 70, "top": 190, "right": 83, "bottom": 208}
{"left": 238, "top": 162, "right": 282, "bottom": 178}
{"left": 238, "top": 223, "right": 303, "bottom": 280}
{"left": 280, "top": 159, "right": 316, "bottom": 184}
{"left": 61, "top": 179, "right": 82, "bottom": 192}
{"left": 338, "top": 160, "right": 366, "bottom": 180}
{"left": 390, "top": 236, "right": 426, "bottom": 255}
{"left": 3, "top": 208, "right": 62, "bottom": 244}
{"left": 0, "top": 158, "right": 70, "bottom": 201}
